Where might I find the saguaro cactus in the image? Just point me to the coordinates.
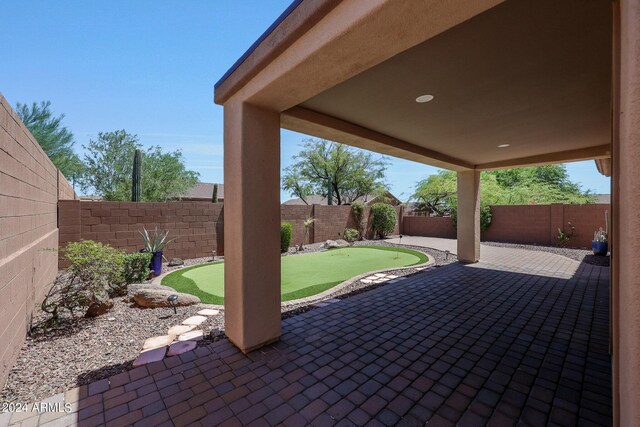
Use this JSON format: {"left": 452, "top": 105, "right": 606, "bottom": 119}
{"left": 132, "top": 149, "right": 142, "bottom": 202}
{"left": 212, "top": 183, "right": 219, "bottom": 203}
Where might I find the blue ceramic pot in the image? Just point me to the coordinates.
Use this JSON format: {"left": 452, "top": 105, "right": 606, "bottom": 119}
{"left": 150, "top": 251, "right": 163, "bottom": 276}
{"left": 592, "top": 241, "right": 608, "bottom": 256}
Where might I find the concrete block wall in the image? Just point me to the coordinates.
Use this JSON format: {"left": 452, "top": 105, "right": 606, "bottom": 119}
{"left": 57, "top": 170, "right": 76, "bottom": 201}
{"left": 403, "top": 215, "right": 456, "bottom": 239}
{"left": 0, "top": 93, "right": 60, "bottom": 388}
{"left": 58, "top": 201, "right": 224, "bottom": 266}
{"left": 281, "top": 204, "right": 314, "bottom": 246}
{"left": 405, "top": 203, "right": 610, "bottom": 249}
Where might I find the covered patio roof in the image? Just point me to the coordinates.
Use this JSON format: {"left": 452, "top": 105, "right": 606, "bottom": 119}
{"left": 215, "top": 0, "right": 612, "bottom": 171}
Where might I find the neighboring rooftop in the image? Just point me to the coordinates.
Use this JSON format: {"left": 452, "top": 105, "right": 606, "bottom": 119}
{"left": 179, "top": 182, "right": 224, "bottom": 201}
{"left": 594, "top": 194, "right": 611, "bottom": 204}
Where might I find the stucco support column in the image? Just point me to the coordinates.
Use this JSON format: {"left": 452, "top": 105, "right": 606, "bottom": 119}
{"left": 223, "top": 101, "right": 281, "bottom": 353}
{"left": 614, "top": 0, "right": 640, "bottom": 425}
{"left": 456, "top": 171, "right": 480, "bottom": 263}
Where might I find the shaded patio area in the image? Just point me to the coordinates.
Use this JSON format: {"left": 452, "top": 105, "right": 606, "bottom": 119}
{"left": 5, "top": 248, "right": 611, "bottom": 426}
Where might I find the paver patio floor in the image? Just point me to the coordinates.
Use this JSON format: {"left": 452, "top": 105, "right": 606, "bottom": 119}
{"left": 2, "top": 248, "right": 611, "bottom": 426}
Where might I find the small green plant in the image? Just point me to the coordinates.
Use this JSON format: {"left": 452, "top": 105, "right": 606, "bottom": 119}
{"left": 281, "top": 222, "right": 293, "bottom": 252}
{"left": 350, "top": 201, "right": 366, "bottom": 239}
{"left": 140, "top": 227, "right": 176, "bottom": 253}
{"left": 557, "top": 222, "right": 575, "bottom": 247}
{"left": 123, "top": 252, "right": 153, "bottom": 283}
{"left": 370, "top": 203, "right": 397, "bottom": 238}
{"left": 593, "top": 227, "right": 607, "bottom": 243}
{"left": 343, "top": 228, "right": 358, "bottom": 243}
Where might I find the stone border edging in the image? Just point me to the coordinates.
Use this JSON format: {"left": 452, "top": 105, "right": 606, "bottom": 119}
{"left": 149, "top": 248, "right": 434, "bottom": 310}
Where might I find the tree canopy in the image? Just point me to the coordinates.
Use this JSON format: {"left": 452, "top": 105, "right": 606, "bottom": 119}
{"left": 16, "top": 101, "right": 84, "bottom": 183}
{"left": 282, "top": 138, "right": 389, "bottom": 205}
{"left": 413, "top": 165, "right": 595, "bottom": 217}
{"left": 81, "top": 130, "right": 199, "bottom": 201}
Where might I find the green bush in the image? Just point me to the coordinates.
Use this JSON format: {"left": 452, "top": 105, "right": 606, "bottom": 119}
{"left": 370, "top": 203, "right": 397, "bottom": 238}
{"left": 123, "top": 252, "right": 152, "bottom": 283}
{"left": 64, "top": 240, "right": 125, "bottom": 294}
{"left": 343, "top": 228, "right": 358, "bottom": 243}
{"left": 451, "top": 205, "right": 492, "bottom": 232}
{"left": 41, "top": 241, "right": 125, "bottom": 323}
{"left": 281, "top": 222, "right": 293, "bottom": 252}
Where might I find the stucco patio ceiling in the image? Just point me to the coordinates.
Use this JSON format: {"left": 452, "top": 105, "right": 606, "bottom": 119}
{"left": 279, "top": 0, "right": 613, "bottom": 171}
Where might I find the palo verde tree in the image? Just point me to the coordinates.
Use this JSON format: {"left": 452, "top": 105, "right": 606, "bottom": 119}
{"left": 412, "top": 165, "right": 595, "bottom": 231}
{"left": 82, "top": 130, "right": 199, "bottom": 201}
{"left": 16, "top": 101, "right": 84, "bottom": 183}
{"left": 282, "top": 138, "right": 389, "bottom": 205}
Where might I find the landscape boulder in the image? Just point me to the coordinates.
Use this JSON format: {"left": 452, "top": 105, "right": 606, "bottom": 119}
{"left": 133, "top": 289, "right": 200, "bottom": 308}
{"left": 168, "top": 258, "right": 184, "bottom": 267}
{"left": 324, "top": 239, "right": 350, "bottom": 249}
{"left": 85, "top": 289, "right": 114, "bottom": 317}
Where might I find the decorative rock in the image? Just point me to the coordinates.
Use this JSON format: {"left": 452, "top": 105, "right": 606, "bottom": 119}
{"left": 128, "top": 283, "right": 175, "bottom": 296}
{"left": 167, "top": 340, "right": 197, "bottom": 356}
{"left": 142, "top": 335, "right": 176, "bottom": 350}
{"left": 323, "top": 239, "right": 350, "bottom": 249}
{"left": 182, "top": 315, "right": 207, "bottom": 326}
{"left": 133, "top": 346, "right": 167, "bottom": 367}
{"left": 168, "top": 324, "right": 196, "bottom": 336}
{"left": 133, "top": 289, "right": 200, "bottom": 308}
{"left": 85, "top": 290, "right": 114, "bottom": 318}
{"left": 168, "top": 258, "right": 184, "bottom": 267}
{"left": 178, "top": 330, "right": 203, "bottom": 341}
{"left": 197, "top": 309, "right": 220, "bottom": 316}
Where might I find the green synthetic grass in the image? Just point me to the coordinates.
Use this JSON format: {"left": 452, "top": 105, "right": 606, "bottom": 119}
{"left": 161, "top": 246, "right": 427, "bottom": 304}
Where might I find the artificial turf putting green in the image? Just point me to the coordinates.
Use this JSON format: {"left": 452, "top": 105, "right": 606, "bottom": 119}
{"left": 161, "top": 246, "right": 427, "bottom": 305}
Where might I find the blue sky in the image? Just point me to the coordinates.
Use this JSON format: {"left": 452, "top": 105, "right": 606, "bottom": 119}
{"left": 0, "top": 1, "right": 610, "bottom": 201}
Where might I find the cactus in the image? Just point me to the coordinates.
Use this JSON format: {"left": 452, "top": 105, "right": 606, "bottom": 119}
{"left": 212, "top": 183, "right": 218, "bottom": 203}
{"left": 131, "top": 149, "right": 142, "bottom": 202}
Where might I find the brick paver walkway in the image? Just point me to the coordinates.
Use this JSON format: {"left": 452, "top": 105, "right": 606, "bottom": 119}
{"left": 2, "top": 250, "right": 611, "bottom": 426}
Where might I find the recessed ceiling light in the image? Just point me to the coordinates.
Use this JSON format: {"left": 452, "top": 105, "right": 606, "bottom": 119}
{"left": 498, "top": 144, "right": 510, "bottom": 148}
{"left": 416, "top": 94, "right": 434, "bottom": 103}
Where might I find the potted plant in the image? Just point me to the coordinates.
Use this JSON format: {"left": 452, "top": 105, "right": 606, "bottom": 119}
{"left": 592, "top": 211, "right": 609, "bottom": 256}
{"left": 592, "top": 228, "right": 608, "bottom": 256}
{"left": 140, "top": 227, "right": 176, "bottom": 276}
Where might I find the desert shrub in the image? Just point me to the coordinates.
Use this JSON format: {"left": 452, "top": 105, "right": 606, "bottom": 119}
{"left": 123, "top": 252, "right": 152, "bottom": 283}
{"left": 451, "top": 205, "right": 492, "bottom": 232}
{"left": 371, "top": 203, "right": 397, "bottom": 238}
{"left": 343, "top": 228, "right": 358, "bottom": 243}
{"left": 281, "top": 222, "right": 293, "bottom": 252}
{"left": 350, "top": 201, "right": 366, "bottom": 239}
{"left": 41, "top": 241, "right": 125, "bottom": 323}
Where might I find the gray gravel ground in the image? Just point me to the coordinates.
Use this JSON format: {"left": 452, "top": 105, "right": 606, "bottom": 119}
{"left": 2, "top": 238, "right": 598, "bottom": 405}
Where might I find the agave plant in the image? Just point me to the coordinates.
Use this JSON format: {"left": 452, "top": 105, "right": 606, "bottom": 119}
{"left": 139, "top": 227, "right": 176, "bottom": 253}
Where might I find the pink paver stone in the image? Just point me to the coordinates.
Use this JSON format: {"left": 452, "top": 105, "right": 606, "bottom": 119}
{"left": 197, "top": 309, "right": 220, "bottom": 316}
{"left": 182, "top": 315, "right": 207, "bottom": 326}
{"left": 167, "top": 340, "right": 197, "bottom": 356}
{"left": 133, "top": 346, "right": 167, "bottom": 367}
{"left": 168, "top": 324, "right": 196, "bottom": 336}
{"left": 142, "top": 335, "right": 175, "bottom": 350}
{"left": 178, "top": 330, "right": 203, "bottom": 341}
